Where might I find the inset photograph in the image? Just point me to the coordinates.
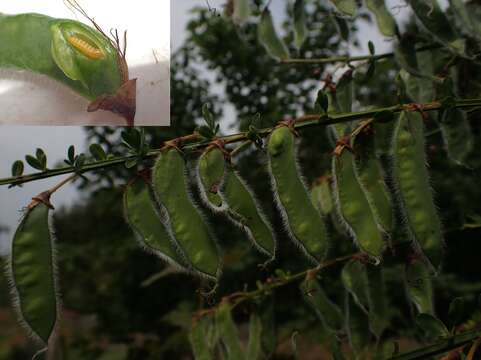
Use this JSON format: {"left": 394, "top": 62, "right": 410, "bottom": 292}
{"left": 0, "top": 0, "right": 170, "bottom": 126}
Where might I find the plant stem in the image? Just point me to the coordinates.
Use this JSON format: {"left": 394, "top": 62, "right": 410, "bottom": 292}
{"left": 1, "top": 98, "right": 481, "bottom": 187}
{"left": 194, "top": 253, "right": 358, "bottom": 320}
{"left": 391, "top": 328, "right": 481, "bottom": 360}
{"left": 279, "top": 44, "right": 441, "bottom": 65}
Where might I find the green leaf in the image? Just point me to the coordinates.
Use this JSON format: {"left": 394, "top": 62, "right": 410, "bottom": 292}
{"left": 293, "top": 0, "right": 308, "bottom": 50}
{"left": 125, "top": 158, "right": 138, "bottom": 169}
{"left": 368, "top": 40, "right": 375, "bottom": 55}
{"left": 246, "top": 314, "right": 262, "bottom": 360}
{"left": 365, "top": 0, "right": 396, "bottom": 37}
{"left": 448, "top": 297, "right": 466, "bottom": 327}
{"left": 75, "top": 153, "right": 86, "bottom": 169}
{"left": 415, "top": 313, "right": 449, "bottom": 341}
{"left": 202, "top": 103, "right": 215, "bottom": 129}
{"left": 89, "top": 144, "right": 107, "bottom": 161}
{"left": 11, "top": 160, "right": 24, "bottom": 177}
{"left": 314, "top": 90, "right": 329, "bottom": 114}
{"left": 68, "top": 145, "right": 75, "bottom": 163}
{"left": 25, "top": 155, "right": 43, "bottom": 171}
{"left": 258, "top": 8, "right": 290, "bottom": 60}
{"left": 329, "top": 0, "right": 357, "bottom": 17}
{"left": 233, "top": 0, "right": 251, "bottom": 25}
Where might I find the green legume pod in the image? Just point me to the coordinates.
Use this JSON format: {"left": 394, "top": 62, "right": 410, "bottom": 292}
{"left": 257, "top": 8, "right": 289, "bottom": 60}
{"left": 346, "top": 294, "right": 370, "bottom": 358}
{"left": 440, "top": 107, "right": 473, "bottom": 166}
{"left": 9, "top": 202, "right": 58, "bottom": 345}
{"left": 190, "top": 317, "right": 215, "bottom": 360}
{"left": 232, "top": 0, "right": 251, "bottom": 25}
{"left": 352, "top": 128, "right": 393, "bottom": 233}
{"left": 197, "top": 147, "right": 226, "bottom": 210}
{"left": 365, "top": 0, "right": 396, "bottom": 37}
{"left": 268, "top": 126, "right": 329, "bottom": 264}
{"left": 365, "top": 265, "right": 389, "bottom": 339}
{"left": 310, "top": 177, "right": 333, "bottom": 216}
{"left": 153, "top": 148, "right": 221, "bottom": 280}
{"left": 341, "top": 260, "right": 369, "bottom": 312}
{"left": 329, "top": 0, "right": 357, "bottom": 17}
{"left": 393, "top": 111, "right": 444, "bottom": 269}
{"left": 246, "top": 313, "right": 262, "bottom": 360}
{"left": 300, "top": 274, "right": 344, "bottom": 332}
{"left": 405, "top": 258, "right": 434, "bottom": 315}
{"left": 197, "top": 147, "right": 276, "bottom": 257}
{"left": 0, "top": 13, "right": 125, "bottom": 99}
{"left": 123, "top": 177, "right": 188, "bottom": 269}
{"left": 333, "top": 148, "right": 386, "bottom": 260}
{"left": 216, "top": 303, "right": 245, "bottom": 360}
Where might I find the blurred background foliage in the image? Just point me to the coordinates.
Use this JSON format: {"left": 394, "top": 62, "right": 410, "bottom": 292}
{"left": 1, "top": 0, "right": 481, "bottom": 358}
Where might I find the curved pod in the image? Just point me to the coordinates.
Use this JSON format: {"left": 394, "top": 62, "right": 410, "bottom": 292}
{"left": 9, "top": 203, "right": 58, "bottom": 345}
{"left": 153, "top": 148, "right": 221, "bottom": 280}
{"left": 267, "top": 126, "right": 329, "bottom": 263}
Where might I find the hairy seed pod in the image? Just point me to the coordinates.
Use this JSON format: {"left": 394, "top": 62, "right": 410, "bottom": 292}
{"left": 301, "top": 272, "right": 344, "bottom": 331}
{"left": 267, "top": 126, "right": 329, "bottom": 263}
{"left": 333, "top": 148, "right": 386, "bottom": 260}
{"left": 365, "top": 265, "right": 389, "bottom": 339}
{"left": 246, "top": 313, "right": 262, "bottom": 359}
{"left": 189, "top": 317, "right": 215, "bottom": 360}
{"left": 310, "top": 177, "right": 333, "bottom": 216}
{"left": 153, "top": 148, "right": 221, "bottom": 280}
{"left": 352, "top": 127, "right": 393, "bottom": 233}
{"left": 393, "top": 111, "right": 444, "bottom": 269}
{"left": 123, "top": 177, "right": 188, "bottom": 269}
{"left": 9, "top": 202, "right": 58, "bottom": 345}
{"left": 346, "top": 293, "right": 370, "bottom": 356}
{"left": 197, "top": 147, "right": 276, "bottom": 257}
{"left": 440, "top": 107, "right": 473, "bottom": 166}
{"left": 405, "top": 258, "right": 434, "bottom": 315}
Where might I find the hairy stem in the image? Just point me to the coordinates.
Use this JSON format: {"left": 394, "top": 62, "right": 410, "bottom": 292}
{"left": 1, "top": 99, "right": 481, "bottom": 187}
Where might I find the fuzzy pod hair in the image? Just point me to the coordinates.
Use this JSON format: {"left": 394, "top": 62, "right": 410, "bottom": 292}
{"left": 267, "top": 126, "right": 329, "bottom": 264}
{"left": 332, "top": 148, "right": 386, "bottom": 262}
{"left": 7, "top": 202, "right": 61, "bottom": 348}
{"left": 404, "top": 258, "right": 435, "bottom": 315}
{"left": 123, "top": 177, "right": 191, "bottom": 272}
{"left": 197, "top": 147, "right": 277, "bottom": 258}
{"left": 152, "top": 148, "right": 222, "bottom": 282}
{"left": 392, "top": 111, "right": 444, "bottom": 270}
{"left": 351, "top": 127, "right": 393, "bottom": 234}
{"left": 0, "top": 12, "right": 136, "bottom": 125}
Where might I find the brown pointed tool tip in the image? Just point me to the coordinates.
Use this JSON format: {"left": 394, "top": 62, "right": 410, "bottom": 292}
{"left": 88, "top": 79, "right": 137, "bottom": 127}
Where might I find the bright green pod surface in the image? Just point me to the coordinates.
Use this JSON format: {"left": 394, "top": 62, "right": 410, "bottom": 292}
{"left": 257, "top": 9, "right": 290, "bottom": 60}
{"left": 10, "top": 203, "right": 57, "bottom": 344}
{"left": 310, "top": 178, "right": 333, "bottom": 216}
{"left": 393, "top": 112, "right": 444, "bottom": 269}
{"left": 0, "top": 13, "right": 124, "bottom": 100}
{"left": 333, "top": 149, "right": 385, "bottom": 260}
{"left": 352, "top": 130, "right": 393, "bottom": 232}
{"left": 153, "top": 148, "right": 220, "bottom": 280}
{"left": 268, "top": 126, "right": 329, "bottom": 263}
{"left": 198, "top": 147, "right": 276, "bottom": 257}
{"left": 197, "top": 147, "right": 225, "bottom": 209}
{"left": 365, "top": 0, "right": 396, "bottom": 37}
{"left": 300, "top": 275, "right": 344, "bottom": 331}
{"left": 405, "top": 259, "right": 434, "bottom": 315}
{"left": 124, "top": 177, "right": 187, "bottom": 268}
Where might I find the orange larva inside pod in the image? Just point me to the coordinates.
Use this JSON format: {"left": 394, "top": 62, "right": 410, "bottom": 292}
{"left": 67, "top": 35, "right": 104, "bottom": 60}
